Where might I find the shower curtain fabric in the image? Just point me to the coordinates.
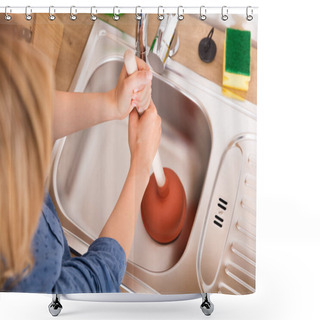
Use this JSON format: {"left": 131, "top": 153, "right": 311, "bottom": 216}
{"left": 0, "top": 12, "right": 257, "bottom": 295}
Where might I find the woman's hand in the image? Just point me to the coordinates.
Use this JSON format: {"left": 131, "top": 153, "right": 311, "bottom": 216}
{"left": 52, "top": 57, "right": 152, "bottom": 140}
{"left": 128, "top": 99, "right": 161, "bottom": 177}
{"left": 113, "top": 56, "right": 153, "bottom": 120}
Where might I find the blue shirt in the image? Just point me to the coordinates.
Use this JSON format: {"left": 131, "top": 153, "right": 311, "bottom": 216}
{"left": 7, "top": 193, "right": 127, "bottom": 293}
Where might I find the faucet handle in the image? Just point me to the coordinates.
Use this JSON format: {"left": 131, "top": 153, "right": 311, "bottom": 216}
{"left": 148, "top": 14, "right": 179, "bottom": 74}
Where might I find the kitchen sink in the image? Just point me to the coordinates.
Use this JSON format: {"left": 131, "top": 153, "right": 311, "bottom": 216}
{"left": 54, "top": 58, "right": 211, "bottom": 273}
{"left": 50, "top": 19, "right": 257, "bottom": 294}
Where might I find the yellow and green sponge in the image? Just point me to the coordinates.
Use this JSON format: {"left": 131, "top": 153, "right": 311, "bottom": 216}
{"left": 223, "top": 28, "right": 251, "bottom": 92}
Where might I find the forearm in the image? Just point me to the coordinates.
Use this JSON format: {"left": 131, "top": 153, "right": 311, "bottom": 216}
{"left": 99, "top": 160, "right": 150, "bottom": 258}
{"left": 53, "top": 90, "right": 117, "bottom": 140}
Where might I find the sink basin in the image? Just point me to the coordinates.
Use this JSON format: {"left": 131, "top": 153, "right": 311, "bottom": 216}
{"left": 50, "top": 19, "right": 257, "bottom": 294}
{"left": 54, "top": 58, "right": 211, "bottom": 272}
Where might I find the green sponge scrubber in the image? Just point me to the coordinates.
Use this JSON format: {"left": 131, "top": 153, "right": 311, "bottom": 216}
{"left": 223, "top": 28, "right": 251, "bottom": 91}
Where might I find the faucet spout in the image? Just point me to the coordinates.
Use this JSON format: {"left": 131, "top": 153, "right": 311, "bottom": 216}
{"left": 136, "top": 13, "right": 148, "bottom": 62}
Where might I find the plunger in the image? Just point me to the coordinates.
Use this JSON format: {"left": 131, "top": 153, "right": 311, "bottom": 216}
{"left": 124, "top": 49, "right": 187, "bottom": 244}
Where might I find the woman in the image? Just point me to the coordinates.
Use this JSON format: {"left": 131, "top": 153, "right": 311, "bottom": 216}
{"left": 0, "top": 29, "right": 161, "bottom": 293}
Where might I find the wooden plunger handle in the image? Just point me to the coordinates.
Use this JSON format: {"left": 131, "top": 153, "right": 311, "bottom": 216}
{"left": 124, "top": 49, "right": 166, "bottom": 188}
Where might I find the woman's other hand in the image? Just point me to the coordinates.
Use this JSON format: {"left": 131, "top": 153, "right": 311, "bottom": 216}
{"left": 128, "top": 100, "right": 161, "bottom": 177}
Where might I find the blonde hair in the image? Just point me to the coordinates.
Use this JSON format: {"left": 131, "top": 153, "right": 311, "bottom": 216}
{"left": 0, "top": 31, "right": 54, "bottom": 289}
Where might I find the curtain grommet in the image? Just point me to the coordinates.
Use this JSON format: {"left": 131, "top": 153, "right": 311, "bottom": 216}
{"left": 246, "top": 6, "right": 254, "bottom": 21}
{"left": 200, "top": 6, "right": 207, "bottom": 21}
{"left": 157, "top": 6, "right": 164, "bottom": 20}
{"left": 177, "top": 6, "right": 184, "bottom": 21}
{"left": 25, "top": 6, "right": 32, "bottom": 21}
{"left": 49, "top": 6, "right": 56, "bottom": 21}
{"left": 135, "top": 6, "right": 142, "bottom": 20}
{"left": 70, "top": 6, "right": 77, "bottom": 21}
{"left": 90, "top": 6, "right": 97, "bottom": 21}
{"left": 221, "top": 6, "right": 228, "bottom": 21}
{"left": 5, "top": 6, "right": 12, "bottom": 21}
{"left": 113, "top": 6, "right": 120, "bottom": 21}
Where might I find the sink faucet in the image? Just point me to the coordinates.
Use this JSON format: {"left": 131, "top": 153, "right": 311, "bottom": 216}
{"left": 136, "top": 14, "right": 179, "bottom": 73}
{"left": 148, "top": 14, "right": 179, "bottom": 74}
{"left": 136, "top": 13, "right": 148, "bottom": 62}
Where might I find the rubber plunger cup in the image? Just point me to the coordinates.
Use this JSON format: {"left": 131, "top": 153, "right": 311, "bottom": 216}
{"left": 123, "top": 49, "right": 187, "bottom": 244}
{"left": 141, "top": 168, "right": 187, "bottom": 244}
